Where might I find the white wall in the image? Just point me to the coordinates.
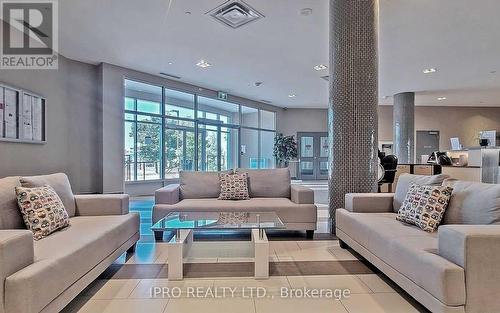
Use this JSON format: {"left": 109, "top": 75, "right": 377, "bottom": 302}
{"left": 279, "top": 106, "right": 500, "bottom": 152}
{"left": 0, "top": 56, "right": 101, "bottom": 193}
{"left": 277, "top": 108, "right": 328, "bottom": 137}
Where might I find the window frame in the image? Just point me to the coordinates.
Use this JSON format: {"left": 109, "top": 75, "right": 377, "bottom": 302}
{"left": 124, "top": 79, "right": 277, "bottom": 182}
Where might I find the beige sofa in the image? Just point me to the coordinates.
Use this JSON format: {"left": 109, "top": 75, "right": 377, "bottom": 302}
{"left": 153, "top": 168, "right": 317, "bottom": 239}
{"left": 336, "top": 173, "right": 500, "bottom": 313}
{"left": 0, "top": 173, "right": 139, "bottom": 313}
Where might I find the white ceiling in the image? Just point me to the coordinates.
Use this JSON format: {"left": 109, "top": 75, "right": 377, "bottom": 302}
{"left": 59, "top": 0, "right": 500, "bottom": 108}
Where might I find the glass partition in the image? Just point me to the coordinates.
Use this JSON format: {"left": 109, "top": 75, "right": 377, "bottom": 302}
{"left": 241, "top": 106, "right": 258, "bottom": 128}
{"left": 124, "top": 79, "right": 277, "bottom": 181}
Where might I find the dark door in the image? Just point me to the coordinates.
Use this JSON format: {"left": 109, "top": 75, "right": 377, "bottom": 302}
{"left": 297, "top": 132, "right": 329, "bottom": 180}
{"left": 416, "top": 130, "right": 440, "bottom": 163}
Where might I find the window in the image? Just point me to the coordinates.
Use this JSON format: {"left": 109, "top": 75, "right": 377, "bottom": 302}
{"left": 166, "top": 89, "right": 194, "bottom": 119}
{"left": 124, "top": 79, "right": 277, "bottom": 181}
{"left": 124, "top": 80, "right": 162, "bottom": 181}
{"left": 260, "top": 110, "right": 276, "bottom": 130}
{"left": 241, "top": 106, "right": 258, "bottom": 128}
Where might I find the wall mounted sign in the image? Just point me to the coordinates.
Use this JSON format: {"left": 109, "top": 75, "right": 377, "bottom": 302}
{"left": 0, "top": 82, "right": 46, "bottom": 144}
{"left": 217, "top": 91, "right": 228, "bottom": 101}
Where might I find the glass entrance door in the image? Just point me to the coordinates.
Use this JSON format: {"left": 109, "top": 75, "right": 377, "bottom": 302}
{"left": 198, "top": 123, "right": 238, "bottom": 172}
{"left": 297, "top": 132, "right": 329, "bottom": 180}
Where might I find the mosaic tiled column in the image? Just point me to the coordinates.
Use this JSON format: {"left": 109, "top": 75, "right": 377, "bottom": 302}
{"left": 393, "top": 92, "right": 415, "bottom": 163}
{"left": 329, "top": 0, "right": 379, "bottom": 234}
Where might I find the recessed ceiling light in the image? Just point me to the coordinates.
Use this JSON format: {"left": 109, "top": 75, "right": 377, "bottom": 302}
{"left": 167, "top": 62, "right": 173, "bottom": 65}
{"left": 288, "top": 94, "right": 296, "bottom": 98}
{"left": 185, "top": 11, "right": 192, "bottom": 15}
{"left": 437, "top": 97, "right": 447, "bottom": 101}
{"left": 300, "top": 8, "right": 313, "bottom": 16}
{"left": 196, "top": 60, "right": 212, "bottom": 68}
{"left": 423, "top": 68, "right": 437, "bottom": 74}
{"left": 314, "top": 64, "right": 327, "bottom": 71}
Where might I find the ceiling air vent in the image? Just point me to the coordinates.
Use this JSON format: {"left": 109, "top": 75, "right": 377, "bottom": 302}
{"left": 207, "top": 0, "right": 264, "bottom": 29}
{"left": 159, "top": 72, "right": 181, "bottom": 80}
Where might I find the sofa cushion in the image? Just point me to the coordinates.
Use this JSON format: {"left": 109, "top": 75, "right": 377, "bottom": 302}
{"left": 236, "top": 168, "right": 291, "bottom": 198}
{"left": 393, "top": 174, "right": 449, "bottom": 212}
{"left": 15, "top": 185, "right": 70, "bottom": 240}
{"left": 396, "top": 184, "right": 453, "bottom": 232}
{"left": 153, "top": 198, "right": 316, "bottom": 224}
{"left": 4, "top": 213, "right": 139, "bottom": 313}
{"left": 336, "top": 209, "right": 466, "bottom": 306}
{"left": 179, "top": 171, "right": 228, "bottom": 199}
{"left": 443, "top": 181, "right": 500, "bottom": 225}
{"left": 20, "top": 173, "right": 76, "bottom": 217}
{"left": 0, "top": 176, "right": 24, "bottom": 229}
{"left": 218, "top": 172, "right": 250, "bottom": 200}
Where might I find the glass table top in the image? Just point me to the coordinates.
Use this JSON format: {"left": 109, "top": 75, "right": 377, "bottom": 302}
{"left": 151, "top": 212, "right": 285, "bottom": 231}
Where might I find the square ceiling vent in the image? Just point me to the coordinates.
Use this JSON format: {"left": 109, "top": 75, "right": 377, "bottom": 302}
{"left": 208, "top": 0, "right": 264, "bottom": 29}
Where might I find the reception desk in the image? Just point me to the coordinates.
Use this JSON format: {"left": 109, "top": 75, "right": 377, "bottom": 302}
{"left": 441, "top": 166, "right": 482, "bottom": 182}
{"left": 382, "top": 149, "right": 499, "bottom": 193}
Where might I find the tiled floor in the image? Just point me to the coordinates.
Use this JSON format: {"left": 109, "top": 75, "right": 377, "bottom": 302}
{"left": 62, "top": 182, "right": 429, "bottom": 313}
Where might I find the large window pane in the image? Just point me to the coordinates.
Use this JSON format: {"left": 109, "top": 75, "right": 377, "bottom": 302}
{"left": 164, "top": 128, "right": 195, "bottom": 178}
{"left": 260, "top": 110, "right": 276, "bottom": 130}
{"left": 241, "top": 106, "right": 258, "bottom": 128}
{"left": 221, "top": 127, "right": 238, "bottom": 171}
{"left": 166, "top": 89, "right": 195, "bottom": 119}
{"left": 124, "top": 121, "right": 136, "bottom": 181}
{"left": 124, "top": 80, "right": 162, "bottom": 109}
{"left": 136, "top": 122, "right": 161, "bottom": 180}
{"left": 124, "top": 78, "right": 279, "bottom": 181}
{"left": 125, "top": 97, "right": 135, "bottom": 111}
{"left": 260, "top": 131, "right": 276, "bottom": 169}
{"left": 198, "top": 124, "right": 218, "bottom": 171}
{"left": 198, "top": 96, "right": 239, "bottom": 125}
{"left": 137, "top": 100, "right": 160, "bottom": 114}
{"left": 137, "top": 114, "right": 162, "bottom": 123}
{"left": 240, "top": 128, "right": 259, "bottom": 169}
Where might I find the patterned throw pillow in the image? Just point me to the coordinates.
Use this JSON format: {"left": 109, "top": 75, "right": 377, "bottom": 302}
{"left": 396, "top": 183, "right": 453, "bottom": 232}
{"left": 218, "top": 172, "right": 250, "bottom": 200}
{"left": 15, "top": 185, "right": 70, "bottom": 240}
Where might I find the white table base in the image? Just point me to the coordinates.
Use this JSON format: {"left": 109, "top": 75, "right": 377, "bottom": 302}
{"left": 166, "top": 228, "right": 270, "bottom": 281}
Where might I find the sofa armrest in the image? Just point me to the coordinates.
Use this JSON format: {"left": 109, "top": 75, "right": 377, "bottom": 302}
{"left": 75, "top": 194, "right": 129, "bottom": 216}
{"left": 155, "top": 184, "right": 180, "bottom": 205}
{"left": 0, "top": 230, "right": 34, "bottom": 313}
{"left": 344, "top": 193, "right": 394, "bottom": 213}
{"left": 291, "top": 185, "right": 314, "bottom": 204}
{"left": 438, "top": 225, "right": 500, "bottom": 312}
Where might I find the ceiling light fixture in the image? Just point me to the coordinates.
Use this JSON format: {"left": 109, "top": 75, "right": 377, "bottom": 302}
{"left": 300, "top": 8, "right": 313, "bottom": 16}
{"left": 314, "top": 64, "right": 327, "bottom": 71}
{"left": 423, "top": 68, "right": 437, "bottom": 74}
{"left": 196, "top": 60, "right": 211, "bottom": 68}
{"left": 437, "top": 97, "right": 447, "bottom": 101}
{"left": 288, "top": 94, "right": 296, "bottom": 98}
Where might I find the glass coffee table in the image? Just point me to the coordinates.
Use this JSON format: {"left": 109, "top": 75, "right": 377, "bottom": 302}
{"left": 151, "top": 212, "right": 285, "bottom": 280}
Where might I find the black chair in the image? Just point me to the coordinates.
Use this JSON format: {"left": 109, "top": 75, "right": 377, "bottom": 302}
{"left": 378, "top": 155, "right": 398, "bottom": 193}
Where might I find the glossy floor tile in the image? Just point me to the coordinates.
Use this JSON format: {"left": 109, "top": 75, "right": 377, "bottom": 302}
{"left": 164, "top": 298, "right": 255, "bottom": 313}
{"left": 255, "top": 298, "right": 349, "bottom": 313}
{"left": 341, "top": 293, "right": 427, "bottom": 313}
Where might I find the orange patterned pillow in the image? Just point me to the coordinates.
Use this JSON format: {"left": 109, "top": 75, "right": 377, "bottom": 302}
{"left": 396, "top": 183, "right": 453, "bottom": 232}
{"left": 218, "top": 172, "right": 250, "bottom": 200}
{"left": 15, "top": 185, "right": 70, "bottom": 240}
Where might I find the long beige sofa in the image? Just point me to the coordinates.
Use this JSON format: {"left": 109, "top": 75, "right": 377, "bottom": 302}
{"left": 153, "top": 168, "right": 317, "bottom": 239}
{"left": 0, "top": 174, "right": 139, "bottom": 313}
{"left": 336, "top": 173, "right": 500, "bottom": 313}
